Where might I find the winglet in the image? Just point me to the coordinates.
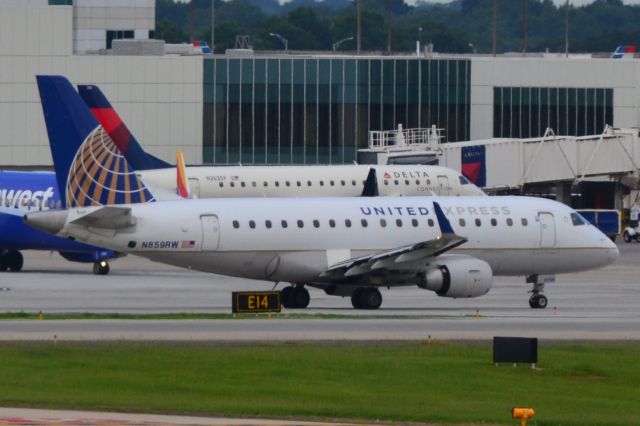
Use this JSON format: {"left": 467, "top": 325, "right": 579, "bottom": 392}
{"left": 176, "top": 150, "right": 191, "bottom": 199}
{"left": 433, "top": 202, "right": 454, "bottom": 234}
{"left": 78, "top": 84, "right": 171, "bottom": 170}
{"left": 361, "top": 168, "right": 379, "bottom": 197}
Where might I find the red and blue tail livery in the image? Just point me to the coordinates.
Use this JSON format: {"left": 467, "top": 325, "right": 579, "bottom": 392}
{"left": 36, "top": 75, "right": 155, "bottom": 208}
{"left": 612, "top": 45, "right": 636, "bottom": 59}
{"left": 78, "top": 84, "right": 170, "bottom": 171}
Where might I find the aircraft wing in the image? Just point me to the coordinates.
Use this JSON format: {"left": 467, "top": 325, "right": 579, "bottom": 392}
{"left": 69, "top": 205, "right": 135, "bottom": 229}
{"left": 320, "top": 202, "right": 467, "bottom": 278}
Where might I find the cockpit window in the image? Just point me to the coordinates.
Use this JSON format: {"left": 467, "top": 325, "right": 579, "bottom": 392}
{"left": 571, "top": 212, "right": 587, "bottom": 226}
{"left": 459, "top": 175, "right": 470, "bottom": 185}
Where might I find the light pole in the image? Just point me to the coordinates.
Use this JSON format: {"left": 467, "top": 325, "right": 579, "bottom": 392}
{"left": 269, "top": 32, "right": 288, "bottom": 51}
{"left": 333, "top": 36, "right": 354, "bottom": 51}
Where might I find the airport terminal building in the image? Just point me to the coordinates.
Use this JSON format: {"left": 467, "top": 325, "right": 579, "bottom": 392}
{"left": 0, "top": 0, "right": 638, "bottom": 168}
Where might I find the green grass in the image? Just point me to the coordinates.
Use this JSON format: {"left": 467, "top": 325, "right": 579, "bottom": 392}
{"left": 0, "top": 342, "right": 637, "bottom": 425}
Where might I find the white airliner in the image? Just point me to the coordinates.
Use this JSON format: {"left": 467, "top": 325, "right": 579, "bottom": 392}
{"left": 29, "top": 75, "right": 618, "bottom": 310}
{"left": 77, "top": 82, "right": 484, "bottom": 198}
{"left": 138, "top": 164, "right": 484, "bottom": 198}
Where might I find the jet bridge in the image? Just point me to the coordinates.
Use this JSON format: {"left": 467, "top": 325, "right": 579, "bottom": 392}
{"left": 359, "top": 125, "right": 640, "bottom": 196}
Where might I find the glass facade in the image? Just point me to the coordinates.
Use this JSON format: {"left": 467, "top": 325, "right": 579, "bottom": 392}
{"left": 493, "top": 87, "right": 613, "bottom": 139}
{"left": 203, "top": 57, "right": 471, "bottom": 164}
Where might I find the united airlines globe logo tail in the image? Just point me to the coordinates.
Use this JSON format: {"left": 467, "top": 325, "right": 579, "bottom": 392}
{"left": 66, "top": 126, "right": 155, "bottom": 207}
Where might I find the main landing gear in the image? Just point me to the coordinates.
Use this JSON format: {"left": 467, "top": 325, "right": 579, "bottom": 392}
{"left": 0, "top": 250, "right": 24, "bottom": 272}
{"left": 527, "top": 275, "right": 549, "bottom": 309}
{"left": 351, "top": 287, "right": 382, "bottom": 310}
{"left": 92, "top": 260, "right": 110, "bottom": 275}
{"left": 280, "top": 285, "right": 310, "bottom": 309}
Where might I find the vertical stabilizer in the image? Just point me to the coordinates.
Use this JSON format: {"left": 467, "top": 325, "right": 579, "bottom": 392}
{"left": 78, "top": 84, "right": 171, "bottom": 170}
{"left": 36, "top": 75, "right": 155, "bottom": 207}
{"left": 176, "top": 150, "right": 192, "bottom": 199}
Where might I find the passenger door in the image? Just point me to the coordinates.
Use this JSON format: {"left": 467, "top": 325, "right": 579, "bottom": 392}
{"left": 200, "top": 215, "right": 220, "bottom": 250}
{"left": 538, "top": 212, "right": 556, "bottom": 248}
{"left": 437, "top": 175, "right": 450, "bottom": 196}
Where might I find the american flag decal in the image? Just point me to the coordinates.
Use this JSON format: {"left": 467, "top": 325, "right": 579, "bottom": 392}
{"left": 181, "top": 240, "right": 195, "bottom": 249}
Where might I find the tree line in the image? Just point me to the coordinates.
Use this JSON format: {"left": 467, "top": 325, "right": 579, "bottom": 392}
{"left": 155, "top": 0, "right": 640, "bottom": 54}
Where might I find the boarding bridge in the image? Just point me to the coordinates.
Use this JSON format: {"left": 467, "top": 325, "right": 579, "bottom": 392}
{"left": 358, "top": 125, "right": 640, "bottom": 192}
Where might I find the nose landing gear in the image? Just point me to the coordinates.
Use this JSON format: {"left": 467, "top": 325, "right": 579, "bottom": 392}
{"left": 92, "top": 260, "right": 110, "bottom": 275}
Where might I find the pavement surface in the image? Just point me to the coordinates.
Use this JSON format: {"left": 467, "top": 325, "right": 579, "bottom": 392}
{"left": 0, "top": 242, "right": 638, "bottom": 340}
{"left": 0, "top": 407, "right": 355, "bottom": 426}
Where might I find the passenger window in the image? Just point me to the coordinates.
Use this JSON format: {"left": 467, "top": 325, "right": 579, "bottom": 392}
{"left": 297, "top": 220, "right": 304, "bottom": 228}
{"left": 415, "top": 179, "right": 420, "bottom": 185}
{"left": 281, "top": 220, "right": 288, "bottom": 228}
{"left": 275, "top": 181, "right": 280, "bottom": 187}
{"left": 286, "top": 181, "right": 290, "bottom": 187}
{"left": 507, "top": 218, "right": 513, "bottom": 226}
{"left": 380, "top": 218, "right": 387, "bottom": 227}
{"left": 233, "top": 220, "right": 240, "bottom": 229}
{"left": 412, "top": 219, "right": 419, "bottom": 227}
{"left": 396, "top": 219, "right": 403, "bottom": 227}
{"left": 307, "top": 181, "right": 312, "bottom": 186}
{"left": 297, "top": 181, "right": 301, "bottom": 187}
{"left": 491, "top": 218, "right": 497, "bottom": 226}
{"left": 345, "top": 219, "right": 352, "bottom": 227}
{"left": 426, "top": 179, "right": 431, "bottom": 185}
{"left": 263, "top": 181, "right": 268, "bottom": 187}
{"left": 265, "top": 220, "right": 272, "bottom": 229}
{"left": 459, "top": 218, "right": 466, "bottom": 227}
{"left": 405, "top": 180, "right": 410, "bottom": 186}
{"left": 241, "top": 182, "right": 246, "bottom": 187}
{"left": 341, "top": 180, "right": 346, "bottom": 186}
{"left": 384, "top": 180, "right": 389, "bottom": 186}
{"left": 475, "top": 218, "right": 481, "bottom": 227}
{"left": 394, "top": 180, "right": 399, "bottom": 185}
{"left": 252, "top": 181, "right": 257, "bottom": 187}
{"left": 230, "top": 182, "right": 235, "bottom": 188}
{"left": 330, "top": 180, "right": 335, "bottom": 186}
{"left": 219, "top": 182, "right": 224, "bottom": 188}
{"left": 320, "top": 181, "right": 324, "bottom": 186}
{"left": 361, "top": 219, "right": 368, "bottom": 227}
{"left": 313, "top": 219, "right": 320, "bottom": 228}
{"left": 352, "top": 180, "right": 357, "bottom": 186}
{"left": 329, "top": 219, "right": 336, "bottom": 228}
{"left": 521, "top": 218, "right": 528, "bottom": 226}
{"left": 427, "top": 219, "right": 434, "bottom": 227}
{"left": 249, "top": 220, "right": 256, "bottom": 229}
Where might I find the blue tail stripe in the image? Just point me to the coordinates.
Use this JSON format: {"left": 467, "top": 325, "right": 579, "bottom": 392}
{"left": 433, "top": 202, "right": 455, "bottom": 234}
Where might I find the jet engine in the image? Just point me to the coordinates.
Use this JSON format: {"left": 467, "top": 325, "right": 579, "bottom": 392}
{"left": 418, "top": 255, "right": 492, "bottom": 298}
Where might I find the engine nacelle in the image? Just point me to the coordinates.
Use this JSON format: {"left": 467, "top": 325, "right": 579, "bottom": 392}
{"left": 418, "top": 255, "right": 493, "bottom": 298}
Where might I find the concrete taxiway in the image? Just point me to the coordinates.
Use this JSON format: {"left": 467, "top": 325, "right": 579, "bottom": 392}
{"left": 0, "top": 242, "right": 638, "bottom": 340}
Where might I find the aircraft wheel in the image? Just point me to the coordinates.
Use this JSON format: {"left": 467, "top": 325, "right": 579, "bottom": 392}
{"left": 92, "top": 261, "right": 110, "bottom": 275}
{"left": 351, "top": 287, "right": 382, "bottom": 310}
{"left": 528, "top": 294, "right": 548, "bottom": 309}
{"left": 6, "top": 251, "right": 23, "bottom": 272}
{"left": 280, "top": 286, "right": 294, "bottom": 308}
{"left": 291, "top": 287, "right": 310, "bottom": 309}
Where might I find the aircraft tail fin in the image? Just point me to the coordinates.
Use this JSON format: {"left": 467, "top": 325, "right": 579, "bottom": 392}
{"left": 361, "top": 168, "right": 379, "bottom": 197}
{"left": 612, "top": 45, "right": 636, "bottom": 59}
{"left": 78, "top": 84, "right": 171, "bottom": 170}
{"left": 36, "top": 75, "right": 155, "bottom": 208}
{"left": 176, "top": 150, "right": 192, "bottom": 199}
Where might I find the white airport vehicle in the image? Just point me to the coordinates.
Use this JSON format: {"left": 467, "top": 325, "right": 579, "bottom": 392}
{"left": 27, "top": 76, "right": 619, "bottom": 310}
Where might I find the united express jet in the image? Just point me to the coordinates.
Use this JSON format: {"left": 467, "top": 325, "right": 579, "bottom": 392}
{"left": 24, "top": 76, "right": 619, "bottom": 309}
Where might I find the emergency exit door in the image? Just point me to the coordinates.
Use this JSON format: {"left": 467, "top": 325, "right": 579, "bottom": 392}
{"left": 538, "top": 212, "right": 556, "bottom": 248}
{"left": 200, "top": 215, "right": 220, "bottom": 250}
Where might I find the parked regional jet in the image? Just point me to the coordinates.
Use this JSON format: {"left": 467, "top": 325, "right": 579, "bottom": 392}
{"left": 78, "top": 83, "right": 485, "bottom": 198}
{"left": 26, "top": 75, "right": 619, "bottom": 309}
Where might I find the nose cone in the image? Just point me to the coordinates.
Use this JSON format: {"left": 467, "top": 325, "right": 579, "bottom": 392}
{"left": 597, "top": 233, "right": 619, "bottom": 266}
{"left": 24, "top": 210, "right": 68, "bottom": 235}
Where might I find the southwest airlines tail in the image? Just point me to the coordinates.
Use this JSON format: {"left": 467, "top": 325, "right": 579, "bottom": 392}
{"left": 36, "top": 75, "right": 155, "bottom": 208}
{"left": 77, "top": 84, "right": 171, "bottom": 170}
{"left": 176, "top": 150, "right": 192, "bottom": 199}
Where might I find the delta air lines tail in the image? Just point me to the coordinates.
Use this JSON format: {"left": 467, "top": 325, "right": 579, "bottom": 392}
{"left": 37, "top": 75, "right": 155, "bottom": 208}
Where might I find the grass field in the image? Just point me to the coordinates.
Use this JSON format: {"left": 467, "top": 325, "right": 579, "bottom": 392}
{"left": 0, "top": 342, "right": 638, "bottom": 425}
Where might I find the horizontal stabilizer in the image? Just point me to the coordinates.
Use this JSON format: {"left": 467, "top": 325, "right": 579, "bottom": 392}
{"left": 70, "top": 206, "right": 135, "bottom": 229}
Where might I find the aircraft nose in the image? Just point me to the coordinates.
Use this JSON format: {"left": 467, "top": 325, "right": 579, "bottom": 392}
{"left": 600, "top": 236, "right": 619, "bottom": 264}
{"left": 23, "top": 210, "right": 67, "bottom": 235}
